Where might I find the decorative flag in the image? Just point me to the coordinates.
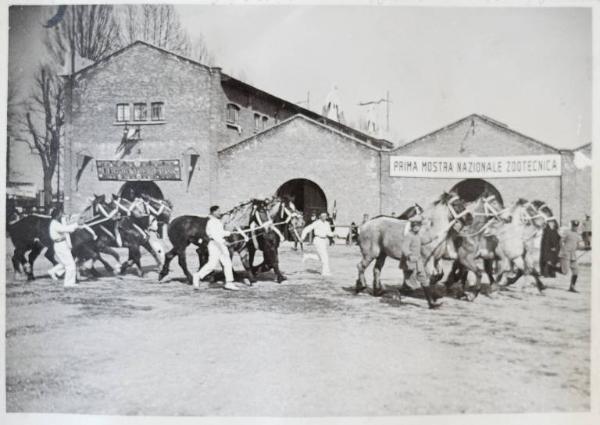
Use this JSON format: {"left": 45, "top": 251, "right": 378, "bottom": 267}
{"left": 573, "top": 151, "right": 592, "bottom": 169}
{"left": 75, "top": 154, "right": 93, "bottom": 189}
{"left": 116, "top": 126, "right": 141, "bottom": 158}
{"left": 187, "top": 154, "right": 200, "bottom": 190}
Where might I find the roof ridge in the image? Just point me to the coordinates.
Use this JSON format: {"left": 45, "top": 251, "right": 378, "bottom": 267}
{"left": 218, "top": 114, "right": 382, "bottom": 155}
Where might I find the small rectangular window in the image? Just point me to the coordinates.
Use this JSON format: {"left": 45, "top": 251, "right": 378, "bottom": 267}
{"left": 254, "top": 113, "right": 261, "bottom": 132}
{"left": 151, "top": 102, "right": 164, "bottom": 121}
{"left": 226, "top": 103, "right": 240, "bottom": 124}
{"left": 116, "top": 104, "right": 130, "bottom": 122}
{"left": 133, "top": 103, "right": 147, "bottom": 121}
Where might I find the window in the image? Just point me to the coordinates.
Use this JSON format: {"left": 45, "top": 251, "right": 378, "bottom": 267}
{"left": 254, "top": 113, "right": 261, "bottom": 132}
{"left": 262, "top": 116, "right": 268, "bottom": 130}
{"left": 226, "top": 103, "right": 240, "bottom": 125}
{"left": 151, "top": 102, "right": 164, "bottom": 121}
{"left": 133, "top": 103, "right": 147, "bottom": 121}
{"left": 116, "top": 104, "right": 130, "bottom": 122}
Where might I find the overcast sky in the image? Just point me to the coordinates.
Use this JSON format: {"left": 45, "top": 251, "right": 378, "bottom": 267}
{"left": 7, "top": 5, "right": 592, "bottom": 186}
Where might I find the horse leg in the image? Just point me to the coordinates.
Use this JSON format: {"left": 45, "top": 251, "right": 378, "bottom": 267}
{"left": 130, "top": 247, "right": 144, "bottom": 277}
{"left": 44, "top": 245, "right": 58, "bottom": 266}
{"left": 269, "top": 246, "right": 286, "bottom": 283}
{"left": 119, "top": 246, "right": 136, "bottom": 275}
{"left": 355, "top": 254, "right": 373, "bottom": 294}
{"left": 530, "top": 269, "right": 546, "bottom": 293}
{"left": 372, "top": 254, "right": 386, "bottom": 297}
{"left": 27, "top": 243, "right": 44, "bottom": 280}
{"left": 237, "top": 247, "right": 257, "bottom": 284}
{"left": 158, "top": 247, "right": 178, "bottom": 281}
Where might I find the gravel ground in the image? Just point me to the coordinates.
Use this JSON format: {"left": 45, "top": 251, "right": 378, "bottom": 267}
{"left": 4, "top": 240, "right": 591, "bottom": 415}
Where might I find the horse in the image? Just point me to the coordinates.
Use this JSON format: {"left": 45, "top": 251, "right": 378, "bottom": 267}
{"left": 485, "top": 198, "right": 548, "bottom": 292}
{"left": 7, "top": 213, "right": 56, "bottom": 280}
{"left": 355, "top": 192, "right": 470, "bottom": 308}
{"left": 158, "top": 199, "right": 271, "bottom": 285}
{"left": 246, "top": 196, "right": 298, "bottom": 283}
{"left": 79, "top": 195, "right": 165, "bottom": 276}
{"left": 444, "top": 193, "right": 504, "bottom": 296}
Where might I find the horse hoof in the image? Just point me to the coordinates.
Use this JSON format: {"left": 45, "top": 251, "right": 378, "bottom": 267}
{"left": 277, "top": 275, "right": 287, "bottom": 283}
{"left": 26, "top": 275, "right": 35, "bottom": 282}
{"left": 372, "top": 289, "right": 384, "bottom": 297}
{"left": 354, "top": 285, "right": 366, "bottom": 295}
{"left": 428, "top": 302, "right": 442, "bottom": 310}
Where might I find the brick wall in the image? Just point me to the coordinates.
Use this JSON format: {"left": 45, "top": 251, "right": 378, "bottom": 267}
{"left": 217, "top": 116, "right": 381, "bottom": 225}
{"left": 561, "top": 145, "right": 592, "bottom": 223}
{"left": 65, "top": 43, "right": 217, "bottom": 216}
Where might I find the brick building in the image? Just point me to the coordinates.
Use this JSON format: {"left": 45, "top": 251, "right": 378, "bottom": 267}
{"left": 63, "top": 41, "right": 591, "bottom": 226}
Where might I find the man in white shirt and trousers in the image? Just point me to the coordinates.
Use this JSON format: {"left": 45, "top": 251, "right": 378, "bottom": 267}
{"left": 48, "top": 205, "right": 83, "bottom": 288}
{"left": 193, "top": 205, "right": 239, "bottom": 291}
{"left": 300, "top": 212, "right": 335, "bottom": 276}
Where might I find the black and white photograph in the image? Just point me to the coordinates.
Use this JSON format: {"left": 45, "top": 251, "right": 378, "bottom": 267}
{"left": 2, "top": 1, "right": 598, "bottom": 423}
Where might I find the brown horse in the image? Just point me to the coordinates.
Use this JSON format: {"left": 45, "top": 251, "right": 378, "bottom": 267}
{"left": 355, "top": 192, "right": 469, "bottom": 308}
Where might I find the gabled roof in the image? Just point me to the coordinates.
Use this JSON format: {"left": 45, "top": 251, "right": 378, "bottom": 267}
{"left": 70, "top": 41, "right": 393, "bottom": 149}
{"left": 218, "top": 114, "right": 382, "bottom": 155}
{"left": 70, "top": 40, "right": 214, "bottom": 79}
{"left": 392, "top": 113, "right": 560, "bottom": 153}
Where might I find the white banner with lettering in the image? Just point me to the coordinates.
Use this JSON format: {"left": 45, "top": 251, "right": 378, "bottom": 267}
{"left": 390, "top": 155, "right": 562, "bottom": 178}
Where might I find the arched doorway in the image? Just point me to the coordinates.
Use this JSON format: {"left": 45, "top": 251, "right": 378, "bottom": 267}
{"left": 276, "top": 178, "right": 327, "bottom": 220}
{"left": 450, "top": 178, "right": 503, "bottom": 205}
{"left": 119, "top": 181, "right": 164, "bottom": 201}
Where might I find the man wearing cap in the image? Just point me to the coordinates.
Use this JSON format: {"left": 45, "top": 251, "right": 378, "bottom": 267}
{"left": 48, "top": 205, "right": 84, "bottom": 288}
{"left": 300, "top": 212, "right": 335, "bottom": 276}
{"left": 401, "top": 215, "right": 439, "bottom": 308}
{"left": 192, "top": 205, "right": 238, "bottom": 291}
{"left": 559, "top": 220, "right": 583, "bottom": 293}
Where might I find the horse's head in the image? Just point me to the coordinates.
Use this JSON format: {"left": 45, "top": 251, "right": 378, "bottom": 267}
{"left": 142, "top": 195, "right": 173, "bottom": 224}
{"left": 432, "top": 191, "right": 470, "bottom": 226}
{"left": 501, "top": 198, "right": 533, "bottom": 225}
{"left": 530, "top": 200, "right": 556, "bottom": 227}
{"left": 265, "top": 196, "right": 297, "bottom": 224}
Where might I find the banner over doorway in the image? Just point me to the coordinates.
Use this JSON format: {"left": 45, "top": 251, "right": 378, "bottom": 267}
{"left": 389, "top": 155, "right": 562, "bottom": 178}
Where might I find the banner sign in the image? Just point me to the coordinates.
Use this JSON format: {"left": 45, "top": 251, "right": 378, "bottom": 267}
{"left": 96, "top": 159, "right": 181, "bottom": 181}
{"left": 390, "top": 155, "right": 562, "bottom": 178}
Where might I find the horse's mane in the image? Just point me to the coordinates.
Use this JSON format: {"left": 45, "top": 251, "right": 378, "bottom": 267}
{"left": 433, "top": 191, "right": 455, "bottom": 206}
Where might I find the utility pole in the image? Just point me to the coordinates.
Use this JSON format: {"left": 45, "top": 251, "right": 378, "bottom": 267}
{"left": 295, "top": 91, "right": 310, "bottom": 110}
{"left": 358, "top": 92, "right": 392, "bottom": 134}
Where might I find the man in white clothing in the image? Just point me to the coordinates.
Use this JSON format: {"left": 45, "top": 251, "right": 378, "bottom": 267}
{"left": 193, "top": 205, "right": 238, "bottom": 291}
{"left": 48, "top": 206, "right": 83, "bottom": 288}
{"left": 300, "top": 212, "right": 335, "bottom": 276}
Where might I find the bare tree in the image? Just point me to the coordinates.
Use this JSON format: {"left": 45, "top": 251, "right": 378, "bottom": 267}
{"left": 44, "top": 5, "right": 120, "bottom": 71}
{"left": 15, "top": 65, "right": 64, "bottom": 207}
{"left": 116, "top": 5, "right": 191, "bottom": 55}
{"left": 190, "top": 34, "right": 215, "bottom": 65}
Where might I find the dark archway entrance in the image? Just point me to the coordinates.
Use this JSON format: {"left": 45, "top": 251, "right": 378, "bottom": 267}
{"left": 276, "top": 179, "right": 327, "bottom": 220}
{"left": 119, "top": 181, "right": 164, "bottom": 201}
{"left": 450, "top": 178, "right": 503, "bottom": 205}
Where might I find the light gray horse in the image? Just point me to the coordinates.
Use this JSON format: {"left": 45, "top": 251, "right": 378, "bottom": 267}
{"left": 355, "top": 192, "right": 470, "bottom": 309}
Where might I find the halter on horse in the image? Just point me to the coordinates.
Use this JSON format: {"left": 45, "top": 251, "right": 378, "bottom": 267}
{"left": 355, "top": 191, "right": 471, "bottom": 309}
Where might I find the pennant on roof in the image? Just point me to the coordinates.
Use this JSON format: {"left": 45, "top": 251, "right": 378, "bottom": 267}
{"left": 573, "top": 151, "right": 592, "bottom": 169}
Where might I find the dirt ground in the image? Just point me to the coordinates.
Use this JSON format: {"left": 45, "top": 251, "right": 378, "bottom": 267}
{"left": 4, "top": 240, "right": 591, "bottom": 416}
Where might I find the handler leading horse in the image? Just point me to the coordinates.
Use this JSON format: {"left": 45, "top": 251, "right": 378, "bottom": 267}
{"left": 355, "top": 192, "right": 470, "bottom": 309}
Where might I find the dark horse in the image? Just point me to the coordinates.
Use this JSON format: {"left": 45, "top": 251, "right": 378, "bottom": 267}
{"left": 158, "top": 199, "right": 270, "bottom": 285}
{"left": 246, "top": 196, "right": 298, "bottom": 283}
{"left": 7, "top": 213, "right": 56, "bottom": 279}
